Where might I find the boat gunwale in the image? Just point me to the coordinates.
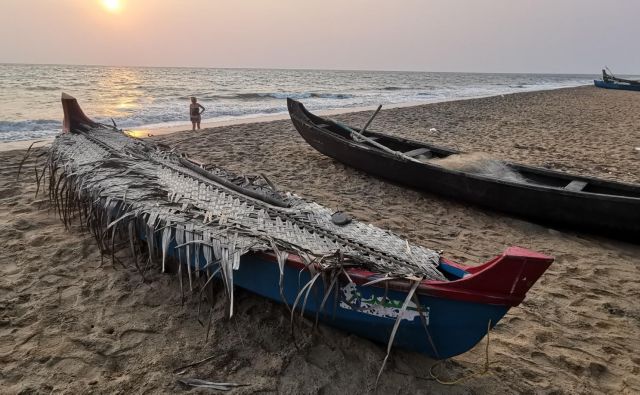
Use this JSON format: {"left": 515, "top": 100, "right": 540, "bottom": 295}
{"left": 259, "top": 248, "right": 553, "bottom": 307}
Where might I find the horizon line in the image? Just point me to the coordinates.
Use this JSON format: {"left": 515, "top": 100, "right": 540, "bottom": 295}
{"left": 0, "top": 61, "right": 604, "bottom": 76}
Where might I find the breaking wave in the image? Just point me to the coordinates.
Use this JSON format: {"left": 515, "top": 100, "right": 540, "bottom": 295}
{"left": 25, "top": 86, "right": 61, "bottom": 91}
{"left": 0, "top": 119, "right": 60, "bottom": 132}
{"left": 0, "top": 64, "right": 594, "bottom": 143}
{"left": 235, "top": 92, "right": 354, "bottom": 100}
{"left": 0, "top": 120, "right": 61, "bottom": 141}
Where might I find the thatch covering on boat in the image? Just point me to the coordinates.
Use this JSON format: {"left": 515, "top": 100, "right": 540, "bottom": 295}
{"left": 43, "top": 125, "right": 445, "bottom": 313}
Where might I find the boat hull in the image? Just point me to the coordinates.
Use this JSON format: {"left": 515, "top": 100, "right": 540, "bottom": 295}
{"left": 153, "top": 226, "right": 517, "bottom": 359}
{"left": 130, "top": 218, "right": 549, "bottom": 359}
{"left": 288, "top": 99, "right": 640, "bottom": 240}
{"left": 134, "top": 223, "right": 551, "bottom": 359}
{"left": 234, "top": 253, "right": 508, "bottom": 359}
{"left": 594, "top": 80, "right": 640, "bottom": 91}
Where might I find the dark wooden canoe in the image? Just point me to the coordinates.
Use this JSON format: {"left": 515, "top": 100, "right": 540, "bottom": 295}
{"left": 287, "top": 98, "right": 640, "bottom": 241}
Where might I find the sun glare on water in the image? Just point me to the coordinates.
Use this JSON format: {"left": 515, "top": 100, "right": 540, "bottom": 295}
{"left": 101, "top": 0, "right": 122, "bottom": 13}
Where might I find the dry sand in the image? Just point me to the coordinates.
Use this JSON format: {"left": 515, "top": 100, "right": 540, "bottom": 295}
{"left": 1, "top": 86, "right": 639, "bottom": 394}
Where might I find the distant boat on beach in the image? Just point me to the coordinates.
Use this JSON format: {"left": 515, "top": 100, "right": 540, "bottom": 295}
{"left": 594, "top": 69, "right": 640, "bottom": 92}
{"left": 288, "top": 98, "right": 640, "bottom": 241}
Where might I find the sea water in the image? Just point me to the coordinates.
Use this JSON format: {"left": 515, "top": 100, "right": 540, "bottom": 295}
{"left": 0, "top": 63, "right": 595, "bottom": 142}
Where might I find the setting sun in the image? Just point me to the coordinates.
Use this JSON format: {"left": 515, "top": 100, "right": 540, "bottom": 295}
{"left": 101, "top": 0, "right": 122, "bottom": 13}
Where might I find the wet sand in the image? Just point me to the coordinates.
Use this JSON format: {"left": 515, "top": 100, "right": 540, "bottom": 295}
{"left": 1, "top": 86, "right": 639, "bottom": 394}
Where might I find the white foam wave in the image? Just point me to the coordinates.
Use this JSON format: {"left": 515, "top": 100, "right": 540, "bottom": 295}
{"left": 0, "top": 64, "right": 595, "bottom": 142}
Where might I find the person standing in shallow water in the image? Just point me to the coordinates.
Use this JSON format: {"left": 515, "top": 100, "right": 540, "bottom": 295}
{"left": 189, "top": 97, "right": 205, "bottom": 130}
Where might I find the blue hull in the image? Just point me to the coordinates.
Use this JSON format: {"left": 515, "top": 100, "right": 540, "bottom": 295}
{"left": 594, "top": 80, "right": 640, "bottom": 91}
{"left": 234, "top": 253, "right": 508, "bottom": 359}
{"left": 160, "top": 235, "right": 509, "bottom": 359}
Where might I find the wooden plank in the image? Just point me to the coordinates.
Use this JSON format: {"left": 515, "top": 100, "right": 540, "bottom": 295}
{"left": 360, "top": 105, "right": 382, "bottom": 134}
{"left": 565, "top": 180, "right": 588, "bottom": 192}
{"left": 330, "top": 119, "right": 422, "bottom": 163}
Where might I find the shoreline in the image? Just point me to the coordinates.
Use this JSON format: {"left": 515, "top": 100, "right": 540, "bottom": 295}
{"left": 137, "top": 100, "right": 432, "bottom": 136}
{"left": 0, "top": 84, "right": 589, "bottom": 152}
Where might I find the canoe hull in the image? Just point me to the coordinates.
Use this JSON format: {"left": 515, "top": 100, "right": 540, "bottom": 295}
{"left": 147, "top": 225, "right": 551, "bottom": 359}
{"left": 234, "top": 253, "right": 508, "bottom": 359}
{"left": 154, "top": 227, "right": 520, "bottom": 359}
{"left": 594, "top": 80, "right": 640, "bottom": 91}
{"left": 288, "top": 99, "right": 640, "bottom": 240}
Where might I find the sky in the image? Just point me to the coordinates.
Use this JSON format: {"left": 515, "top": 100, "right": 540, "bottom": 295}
{"left": 1, "top": 0, "right": 639, "bottom": 74}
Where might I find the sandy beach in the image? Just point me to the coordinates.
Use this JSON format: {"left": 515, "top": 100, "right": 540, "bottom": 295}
{"left": 1, "top": 86, "right": 639, "bottom": 394}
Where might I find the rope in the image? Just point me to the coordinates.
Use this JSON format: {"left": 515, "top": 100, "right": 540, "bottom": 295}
{"left": 429, "top": 319, "right": 492, "bottom": 385}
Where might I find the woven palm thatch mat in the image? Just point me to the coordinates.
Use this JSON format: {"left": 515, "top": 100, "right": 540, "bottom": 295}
{"left": 40, "top": 124, "right": 446, "bottom": 317}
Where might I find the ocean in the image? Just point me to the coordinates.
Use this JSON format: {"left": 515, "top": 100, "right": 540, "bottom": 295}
{"left": 0, "top": 64, "right": 595, "bottom": 142}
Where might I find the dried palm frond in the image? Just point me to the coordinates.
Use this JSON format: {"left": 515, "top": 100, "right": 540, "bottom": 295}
{"left": 46, "top": 125, "right": 443, "bottom": 282}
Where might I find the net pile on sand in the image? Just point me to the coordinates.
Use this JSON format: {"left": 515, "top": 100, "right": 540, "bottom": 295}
{"left": 43, "top": 126, "right": 446, "bottom": 311}
{"left": 429, "top": 152, "right": 528, "bottom": 183}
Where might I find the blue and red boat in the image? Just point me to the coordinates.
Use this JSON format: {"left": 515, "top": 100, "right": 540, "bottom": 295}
{"left": 232, "top": 247, "right": 552, "bottom": 359}
{"left": 53, "top": 94, "right": 554, "bottom": 361}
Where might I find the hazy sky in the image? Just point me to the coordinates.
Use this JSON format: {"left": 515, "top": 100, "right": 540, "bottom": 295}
{"left": 1, "top": 0, "right": 639, "bottom": 73}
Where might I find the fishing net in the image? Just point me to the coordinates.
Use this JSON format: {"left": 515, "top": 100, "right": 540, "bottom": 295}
{"left": 429, "top": 152, "right": 528, "bottom": 183}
